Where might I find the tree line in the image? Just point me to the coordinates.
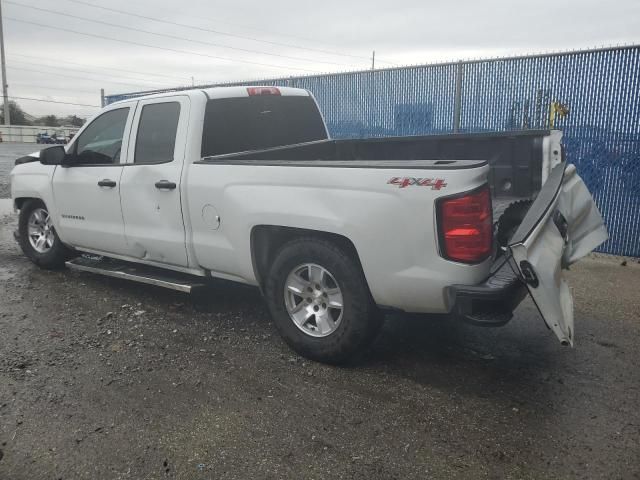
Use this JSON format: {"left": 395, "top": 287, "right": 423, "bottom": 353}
{"left": 0, "top": 101, "right": 86, "bottom": 127}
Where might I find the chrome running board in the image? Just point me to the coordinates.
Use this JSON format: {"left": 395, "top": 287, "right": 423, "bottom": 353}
{"left": 66, "top": 256, "right": 206, "bottom": 293}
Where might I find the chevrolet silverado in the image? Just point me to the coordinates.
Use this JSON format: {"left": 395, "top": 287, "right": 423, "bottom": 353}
{"left": 10, "top": 86, "right": 608, "bottom": 363}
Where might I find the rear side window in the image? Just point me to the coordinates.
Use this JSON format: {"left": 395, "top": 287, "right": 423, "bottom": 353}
{"left": 135, "top": 102, "right": 181, "bottom": 164}
{"left": 201, "top": 95, "right": 327, "bottom": 157}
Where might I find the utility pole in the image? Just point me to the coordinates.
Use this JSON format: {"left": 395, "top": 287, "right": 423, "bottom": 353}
{"left": 371, "top": 50, "right": 376, "bottom": 71}
{"left": 100, "top": 88, "right": 105, "bottom": 108}
{"left": 0, "top": 0, "right": 10, "bottom": 125}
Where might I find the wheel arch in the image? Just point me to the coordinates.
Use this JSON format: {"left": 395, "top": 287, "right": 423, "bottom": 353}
{"left": 14, "top": 196, "right": 42, "bottom": 210}
{"left": 250, "top": 225, "right": 367, "bottom": 292}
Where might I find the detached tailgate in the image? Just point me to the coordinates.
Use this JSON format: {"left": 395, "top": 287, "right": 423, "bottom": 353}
{"left": 508, "top": 162, "right": 608, "bottom": 345}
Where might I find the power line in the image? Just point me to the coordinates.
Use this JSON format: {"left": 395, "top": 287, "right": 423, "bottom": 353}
{"left": 9, "top": 95, "right": 99, "bottom": 107}
{"left": 140, "top": 1, "right": 361, "bottom": 51}
{"left": 61, "top": 0, "right": 391, "bottom": 64}
{"left": 9, "top": 58, "right": 180, "bottom": 87}
{"left": 5, "top": 17, "right": 322, "bottom": 73}
{"left": 8, "top": 65, "right": 169, "bottom": 89}
{"left": 9, "top": 52, "right": 192, "bottom": 83}
{"left": 6, "top": 1, "right": 358, "bottom": 68}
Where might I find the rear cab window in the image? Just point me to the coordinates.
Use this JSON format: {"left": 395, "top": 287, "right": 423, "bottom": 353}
{"left": 134, "top": 102, "right": 181, "bottom": 164}
{"left": 201, "top": 93, "right": 328, "bottom": 157}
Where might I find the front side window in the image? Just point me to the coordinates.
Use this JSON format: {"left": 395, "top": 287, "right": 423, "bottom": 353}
{"left": 134, "top": 102, "right": 181, "bottom": 164}
{"left": 75, "top": 108, "right": 130, "bottom": 165}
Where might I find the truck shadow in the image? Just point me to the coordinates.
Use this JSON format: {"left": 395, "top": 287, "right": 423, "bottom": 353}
{"left": 34, "top": 265, "right": 572, "bottom": 404}
{"left": 358, "top": 306, "right": 573, "bottom": 400}
{"left": 185, "top": 277, "right": 566, "bottom": 401}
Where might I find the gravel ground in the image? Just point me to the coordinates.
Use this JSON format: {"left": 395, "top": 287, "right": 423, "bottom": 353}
{"left": 1, "top": 143, "right": 639, "bottom": 478}
{"left": 0, "top": 143, "right": 38, "bottom": 198}
{"left": 0, "top": 210, "right": 639, "bottom": 479}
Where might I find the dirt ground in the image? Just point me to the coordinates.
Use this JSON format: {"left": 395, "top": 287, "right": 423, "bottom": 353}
{"left": 0, "top": 210, "right": 639, "bottom": 479}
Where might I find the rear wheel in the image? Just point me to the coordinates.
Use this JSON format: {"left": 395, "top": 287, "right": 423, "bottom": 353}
{"left": 18, "top": 199, "right": 75, "bottom": 269}
{"left": 265, "top": 237, "right": 383, "bottom": 364}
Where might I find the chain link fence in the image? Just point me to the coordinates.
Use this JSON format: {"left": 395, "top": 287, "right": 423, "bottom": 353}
{"left": 105, "top": 45, "right": 640, "bottom": 257}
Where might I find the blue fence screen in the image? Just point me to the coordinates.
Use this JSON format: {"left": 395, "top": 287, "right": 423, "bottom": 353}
{"left": 106, "top": 46, "right": 640, "bottom": 257}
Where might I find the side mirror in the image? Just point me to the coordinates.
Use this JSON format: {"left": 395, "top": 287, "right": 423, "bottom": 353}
{"left": 39, "top": 145, "right": 67, "bottom": 165}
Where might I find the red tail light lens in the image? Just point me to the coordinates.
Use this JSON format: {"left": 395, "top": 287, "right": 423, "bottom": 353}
{"left": 437, "top": 186, "right": 493, "bottom": 263}
{"left": 247, "top": 87, "right": 281, "bottom": 96}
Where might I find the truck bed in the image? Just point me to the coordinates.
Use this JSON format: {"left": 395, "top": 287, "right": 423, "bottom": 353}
{"left": 200, "top": 130, "right": 550, "bottom": 199}
{"left": 197, "top": 159, "right": 486, "bottom": 170}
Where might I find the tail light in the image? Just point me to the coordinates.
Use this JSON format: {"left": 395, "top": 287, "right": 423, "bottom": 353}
{"left": 247, "top": 87, "right": 281, "bottom": 96}
{"left": 437, "top": 185, "right": 493, "bottom": 263}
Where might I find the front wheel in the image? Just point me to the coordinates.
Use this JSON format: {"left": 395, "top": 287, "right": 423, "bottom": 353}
{"left": 265, "top": 237, "right": 383, "bottom": 364}
{"left": 18, "top": 199, "right": 75, "bottom": 269}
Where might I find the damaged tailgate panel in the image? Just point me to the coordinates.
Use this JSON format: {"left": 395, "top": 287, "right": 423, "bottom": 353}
{"left": 508, "top": 163, "right": 608, "bottom": 346}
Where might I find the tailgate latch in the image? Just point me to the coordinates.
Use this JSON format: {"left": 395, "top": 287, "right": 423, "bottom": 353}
{"left": 519, "top": 260, "right": 539, "bottom": 288}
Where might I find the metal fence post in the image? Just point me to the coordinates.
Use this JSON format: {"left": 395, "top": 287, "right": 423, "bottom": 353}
{"left": 453, "top": 61, "right": 464, "bottom": 133}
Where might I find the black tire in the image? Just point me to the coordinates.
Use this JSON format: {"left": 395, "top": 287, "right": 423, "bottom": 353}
{"left": 265, "top": 237, "right": 383, "bottom": 364}
{"left": 18, "top": 199, "right": 75, "bottom": 270}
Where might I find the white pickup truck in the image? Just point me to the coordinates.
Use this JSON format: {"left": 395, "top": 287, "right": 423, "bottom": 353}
{"left": 10, "top": 86, "right": 608, "bottom": 363}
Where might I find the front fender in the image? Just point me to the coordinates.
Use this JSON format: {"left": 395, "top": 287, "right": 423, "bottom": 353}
{"left": 10, "top": 162, "right": 61, "bottom": 233}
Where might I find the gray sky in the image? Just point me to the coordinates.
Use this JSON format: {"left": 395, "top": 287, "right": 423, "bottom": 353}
{"left": 3, "top": 0, "right": 639, "bottom": 118}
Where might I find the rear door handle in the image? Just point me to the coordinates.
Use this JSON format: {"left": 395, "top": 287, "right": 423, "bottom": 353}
{"left": 98, "top": 179, "right": 117, "bottom": 188}
{"left": 155, "top": 180, "right": 177, "bottom": 190}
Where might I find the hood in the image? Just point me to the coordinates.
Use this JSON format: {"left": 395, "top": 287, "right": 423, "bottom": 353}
{"left": 14, "top": 150, "right": 40, "bottom": 165}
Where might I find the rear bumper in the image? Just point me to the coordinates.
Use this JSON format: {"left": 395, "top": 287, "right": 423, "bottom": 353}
{"left": 448, "top": 257, "right": 527, "bottom": 327}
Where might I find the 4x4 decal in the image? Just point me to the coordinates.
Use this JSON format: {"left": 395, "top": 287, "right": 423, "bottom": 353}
{"left": 387, "top": 177, "right": 447, "bottom": 190}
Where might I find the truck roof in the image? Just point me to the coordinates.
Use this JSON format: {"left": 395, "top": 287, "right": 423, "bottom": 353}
{"left": 108, "top": 86, "right": 310, "bottom": 105}
{"left": 202, "top": 86, "right": 310, "bottom": 99}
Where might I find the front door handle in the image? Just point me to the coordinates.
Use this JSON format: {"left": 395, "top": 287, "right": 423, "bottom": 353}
{"left": 98, "top": 179, "right": 117, "bottom": 188}
{"left": 155, "top": 180, "right": 177, "bottom": 190}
